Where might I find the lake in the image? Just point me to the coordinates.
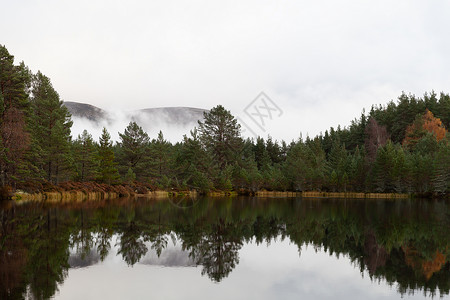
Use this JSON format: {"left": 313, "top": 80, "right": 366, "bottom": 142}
{"left": 1, "top": 197, "right": 449, "bottom": 299}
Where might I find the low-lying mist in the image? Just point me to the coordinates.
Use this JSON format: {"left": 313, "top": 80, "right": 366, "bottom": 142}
{"left": 70, "top": 108, "right": 203, "bottom": 143}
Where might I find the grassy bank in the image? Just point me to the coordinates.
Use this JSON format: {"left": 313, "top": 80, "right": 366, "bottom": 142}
{"left": 254, "top": 191, "right": 410, "bottom": 199}
{"left": 6, "top": 180, "right": 449, "bottom": 204}
{"left": 12, "top": 189, "right": 200, "bottom": 204}
{"left": 10, "top": 187, "right": 415, "bottom": 204}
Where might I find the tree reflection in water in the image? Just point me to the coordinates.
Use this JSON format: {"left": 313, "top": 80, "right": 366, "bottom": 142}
{"left": 0, "top": 197, "right": 448, "bottom": 299}
{"left": 117, "top": 220, "right": 148, "bottom": 266}
{"left": 187, "top": 219, "right": 243, "bottom": 282}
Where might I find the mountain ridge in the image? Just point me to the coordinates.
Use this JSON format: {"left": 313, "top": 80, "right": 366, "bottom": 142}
{"left": 63, "top": 101, "right": 207, "bottom": 127}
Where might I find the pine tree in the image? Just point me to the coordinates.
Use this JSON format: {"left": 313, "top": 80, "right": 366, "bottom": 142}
{"left": 124, "top": 167, "right": 136, "bottom": 184}
{"left": 198, "top": 105, "right": 242, "bottom": 169}
{"left": 97, "top": 128, "right": 120, "bottom": 184}
{"left": 178, "top": 128, "right": 214, "bottom": 191}
{"left": 150, "top": 130, "right": 172, "bottom": 178}
{"left": 407, "top": 151, "right": 433, "bottom": 194}
{"left": 432, "top": 136, "right": 450, "bottom": 194}
{"left": 327, "top": 140, "right": 348, "bottom": 191}
{"left": 330, "top": 170, "right": 338, "bottom": 192}
{"left": 265, "top": 136, "right": 283, "bottom": 164}
{"left": 30, "top": 71, "right": 73, "bottom": 184}
{"left": 232, "top": 139, "right": 263, "bottom": 191}
{"left": 307, "top": 137, "right": 327, "bottom": 190}
{"left": 437, "top": 92, "right": 450, "bottom": 128}
{"left": 73, "top": 130, "right": 98, "bottom": 181}
{"left": 0, "top": 46, "right": 32, "bottom": 188}
{"left": 391, "top": 93, "right": 425, "bottom": 143}
{"left": 348, "top": 146, "right": 366, "bottom": 192}
{"left": 253, "top": 137, "right": 271, "bottom": 171}
{"left": 371, "top": 141, "right": 409, "bottom": 193}
{"left": 284, "top": 140, "right": 319, "bottom": 191}
{"left": 117, "top": 121, "right": 150, "bottom": 180}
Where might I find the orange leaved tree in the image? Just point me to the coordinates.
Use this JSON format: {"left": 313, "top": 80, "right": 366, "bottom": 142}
{"left": 403, "top": 109, "right": 447, "bottom": 148}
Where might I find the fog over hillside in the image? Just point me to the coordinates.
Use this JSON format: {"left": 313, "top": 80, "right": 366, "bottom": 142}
{"left": 64, "top": 101, "right": 207, "bottom": 142}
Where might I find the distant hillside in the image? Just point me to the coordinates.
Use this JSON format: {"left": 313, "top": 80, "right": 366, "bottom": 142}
{"left": 63, "top": 101, "right": 207, "bottom": 127}
{"left": 64, "top": 101, "right": 109, "bottom": 123}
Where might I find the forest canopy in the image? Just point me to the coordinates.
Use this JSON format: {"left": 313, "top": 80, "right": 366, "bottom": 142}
{"left": 1, "top": 45, "right": 449, "bottom": 196}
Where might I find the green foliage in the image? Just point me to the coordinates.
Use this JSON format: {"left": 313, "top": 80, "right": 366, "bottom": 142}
{"left": 191, "top": 169, "right": 213, "bottom": 193}
{"left": 330, "top": 170, "right": 338, "bottom": 191}
{"left": 253, "top": 137, "right": 271, "bottom": 170}
{"left": 283, "top": 138, "right": 327, "bottom": 191}
{"left": 347, "top": 146, "right": 366, "bottom": 192}
{"left": 158, "top": 174, "right": 172, "bottom": 190}
{"left": 413, "top": 132, "right": 439, "bottom": 155}
{"left": 73, "top": 130, "right": 98, "bottom": 181}
{"left": 266, "top": 136, "right": 284, "bottom": 165}
{"left": 217, "top": 165, "right": 234, "bottom": 191}
{"left": 124, "top": 167, "right": 136, "bottom": 184}
{"left": 1, "top": 44, "right": 450, "bottom": 196}
{"left": 177, "top": 128, "right": 215, "bottom": 192}
{"left": 0, "top": 45, "right": 32, "bottom": 188}
{"left": 149, "top": 130, "right": 172, "bottom": 178}
{"left": 370, "top": 141, "right": 409, "bottom": 193}
{"left": 117, "top": 121, "right": 150, "bottom": 180}
{"left": 327, "top": 140, "right": 349, "bottom": 191}
{"left": 30, "top": 71, "right": 73, "bottom": 184}
{"left": 97, "top": 128, "right": 120, "bottom": 184}
{"left": 198, "top": 105, "right": 242, "bottom": 169}
{"left": 432, "top": 136, "right": 450, "bottom": 194}
{"left": 262, "top": 166, "right": 289, "bottom": 191}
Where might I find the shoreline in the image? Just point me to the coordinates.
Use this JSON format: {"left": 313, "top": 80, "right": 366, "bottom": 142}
{"left": 9, "top": 189, "right": 417, "bottom": 204}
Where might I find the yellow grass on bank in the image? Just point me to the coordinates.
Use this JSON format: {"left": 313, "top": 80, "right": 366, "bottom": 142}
{"left": 259, "top": 191, "right": 409, "bottom": 199}
{"left": 12, "top": 189, "right": 410, "bottom": 204}
{"left": 13, "top": 191, "right": 121, "bottom": 204}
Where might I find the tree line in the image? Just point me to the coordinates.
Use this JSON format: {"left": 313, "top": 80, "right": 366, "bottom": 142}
{"left": 1, "top": 45, "right": 449, "bottom": 196}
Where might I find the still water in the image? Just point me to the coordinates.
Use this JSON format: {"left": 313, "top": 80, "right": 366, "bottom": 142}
{"left": 1, "top": 197, "right": 449, "bottom": 299}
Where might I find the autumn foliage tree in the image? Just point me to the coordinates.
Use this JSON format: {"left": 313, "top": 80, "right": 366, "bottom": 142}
{"left": 403, "top": 109, "right": 447, "bottom": 148}
{"left": 422, "top": 109, "right": 447, "bottom": 141}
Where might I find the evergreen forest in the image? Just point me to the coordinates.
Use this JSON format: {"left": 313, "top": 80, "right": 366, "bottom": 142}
{"left": 1, "top": 45, "right": 449, "bottom": 197}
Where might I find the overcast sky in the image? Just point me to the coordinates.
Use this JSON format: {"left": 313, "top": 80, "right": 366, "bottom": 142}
{"left": 2, "top": 0, "right": 450, "bottom": 141}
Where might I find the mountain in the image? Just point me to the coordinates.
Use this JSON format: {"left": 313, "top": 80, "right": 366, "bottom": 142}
{"left": 63, "top": 101, "right": 207, "bottom": 127}
{"left": 63, "top": 101, "right": 110, "bottom": 123}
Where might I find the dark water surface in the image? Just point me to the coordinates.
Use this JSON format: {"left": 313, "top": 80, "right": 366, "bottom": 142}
{"left": 1, "top": 197, "right": 449, "bottom": 299}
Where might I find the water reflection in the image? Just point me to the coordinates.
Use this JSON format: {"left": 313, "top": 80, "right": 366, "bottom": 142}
{"left": 0, "top": 197, "right": 449, "bottom": 299}
{"left": 70, "top": 235, "right": 195, "bottom": 268}
{"left": 68, "top": 250, "right": 100, "bottom": 268}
